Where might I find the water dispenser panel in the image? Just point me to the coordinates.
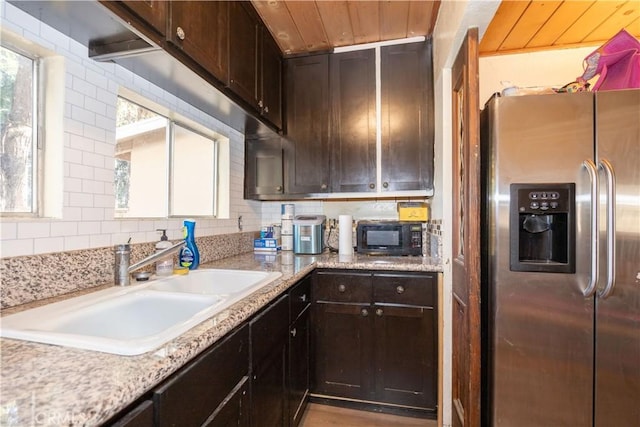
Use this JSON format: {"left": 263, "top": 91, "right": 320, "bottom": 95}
{"left": 510, "top": 183, "right": 575, "bottom": 273}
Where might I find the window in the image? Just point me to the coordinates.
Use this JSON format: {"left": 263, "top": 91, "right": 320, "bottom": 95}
{"left": 0, "top": 45, "right": 38, "bottom": 215}
{"left": 115, "top": 96, "right": 223, "bottom": 218}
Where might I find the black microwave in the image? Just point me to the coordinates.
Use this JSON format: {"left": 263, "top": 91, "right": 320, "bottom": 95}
{"left": 356, "top": 220, "right": 423, "bottom": 256}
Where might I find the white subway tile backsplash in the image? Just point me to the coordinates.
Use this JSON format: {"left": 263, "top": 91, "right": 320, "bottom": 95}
{"left": 64, "top": 235, "right": 90, "bottom": 251}
{"left": 72, "top": 76, "right": 97, "bottom": 98}
{"left": 89, "top": 233, "right": 111, "bottom": 249}
{"left": 93, "top": 167, "right": 113, "bottom": 183}
{"left": 78, "top": 221, "right": 101, "bottom": 235}
{"left": 1, "top": 222, "right": 17, "bottom": 240}
{"left": 51, "top": 222, "right": 78, "bottom": 237}
{"left": 34, "top": 237, "right": 65, "bottom": 254}
{"left": 84, "top": 97, "right": 107, "bottom": 116}
{"left": 85, "top": 68, "right": 108, "bottom": 90}
{"left": 94, "top": 195, "right": 113, "bottom": 209}
{"left": 64, "top": 177, "right": 82, "bottom": 192}
{"left": 1, "top": 239, "right": 34, "bottom": 258}
{"left": 69, "top": 192, "right": 94, "bottom": 207}
{"left": 18, "top": 222, "right": 51, "bottom": 239}
{"left": 68, "top": 164, "right": 94, "bottom": 180}
{"left": 82, "top": 151, "right": 105, "bottom": 168}
{"left": 83, "top": 123, "right": 106, "bottom": 141}
{"left": 81, "top": 208, "right": 105, "bottom": 221}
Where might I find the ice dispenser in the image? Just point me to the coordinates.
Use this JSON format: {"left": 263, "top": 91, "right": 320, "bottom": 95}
{"left": 510, "top": 183, "right": 575, "bottom": 273}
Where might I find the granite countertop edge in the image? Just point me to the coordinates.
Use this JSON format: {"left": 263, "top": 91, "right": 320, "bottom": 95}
{"left": 0, "top": 252, "right": 442, "bottom": 426}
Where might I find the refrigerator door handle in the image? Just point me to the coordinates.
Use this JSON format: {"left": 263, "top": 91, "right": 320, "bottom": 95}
{"left": 583, "top": 159, "right": 599, "bottom": 298}
{"left": 598, "top": 159, "right": 616, "bottom": 299}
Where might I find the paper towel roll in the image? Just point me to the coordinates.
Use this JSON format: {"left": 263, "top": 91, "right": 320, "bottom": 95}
{"left": 339, "top": 215, "right": 353, "bottom": 255}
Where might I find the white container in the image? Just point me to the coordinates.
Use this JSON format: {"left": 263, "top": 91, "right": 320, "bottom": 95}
{"left": 281, "top": 218, "right": 293, "bottom": 235}
{"left": 155, "top": 229, "right": 174, "bottom": 276}
{"left": 281, "top": 234, "right": 294, "bottom": 251}
{"left": 281, "top": 203, "right": 295, "bottom": 220}
{"left": 338, "top": 215, "right": 354, "bottom": 256}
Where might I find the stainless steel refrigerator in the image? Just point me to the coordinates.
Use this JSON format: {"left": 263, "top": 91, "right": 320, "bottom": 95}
{"left": 480, "top": 89, "right": 640, "bottom": 426}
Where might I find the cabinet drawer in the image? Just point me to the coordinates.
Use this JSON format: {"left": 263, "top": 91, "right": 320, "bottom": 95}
{"left": 154, "top": 324, "right": 249, "bottom": 427}
{"left": 373, "top": 273, "right": 435, "bottom": 307}
{"left": 290, "top": 274, "right": 311, "bottom": 321}
{"left": 314, "top": 271, "right": 371, "bottom": 303}
{"left": 251, "top": 293, "right": 289, "bottom": 368}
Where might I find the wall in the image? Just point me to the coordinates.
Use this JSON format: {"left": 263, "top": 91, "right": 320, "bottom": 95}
{"left": 479, "top": 46, "right": 595, "bottom": 106}
{"left": 0, "top": 1, "right": 263, "bottom": 259}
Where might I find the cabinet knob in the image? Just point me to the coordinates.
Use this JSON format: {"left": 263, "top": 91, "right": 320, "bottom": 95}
{"left": 264, "top": 106, "right": 269, "bottom": 113}
{"left": 369, "top": 183, "right": 375, "bottom": 189}
{"left": 276, "top": 186, "right": 282, "bottom": 192}
{"left": 383, "top": 181, "right": 389, "bottom": 189}
{"left": 299, "top": 294, "right": 307, "bottom": 302}
{"left": 396, "top": 285, "right": 405, "bottom": 294}
{"left": 321, "top": 183, "right": 328, "bottom": 190}
{"left": 258, "top": 100, "right": 264, "bottom": 108}
{"left": 290, "top": 328, "right": 297, "bottom": 337}
{"left": 361, "top": 308, "right": 369, "bottom": 317}
{"left": 338, "top": 284, "right": 346, "bottom": 293}
{"left": 376, "top": 308, "right": 383, "bottom": 317}
{"left": 176, "top": 26, "right": 185, "bottom": 40}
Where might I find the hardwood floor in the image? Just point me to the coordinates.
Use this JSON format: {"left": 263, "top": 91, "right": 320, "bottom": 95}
{"left": 299, "top": 403, "right": 437, "bottom": 427}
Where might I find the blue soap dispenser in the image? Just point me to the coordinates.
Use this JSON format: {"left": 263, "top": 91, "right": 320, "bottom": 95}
{"left": 179, "top": 219, "right": 200, "bottom": 270}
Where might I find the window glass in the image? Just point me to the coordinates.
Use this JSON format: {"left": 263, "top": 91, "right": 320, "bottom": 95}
{"left": 115, "top": 96, "right": 220, "bottom": 218}
{"left": 170, "top": 123, "right": 217, "bottom": 217}
{"left": 0, "top": 45, "right": 37, "bottom": 214}
{"left": 115, "top": 98, "right": 167, "bottom": 218}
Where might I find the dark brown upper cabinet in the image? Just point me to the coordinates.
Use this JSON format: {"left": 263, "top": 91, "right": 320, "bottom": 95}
{"left": 118, "top": 0, "right": 167, "bottom": 37}
{"left": 260, "top": 29, "right": 283, "bottom": 130}
{"left": 244, "top": 136, "right": 284, "bottom": 200}
{"left": 380, "top": 41, "right": 434, "bottom": 192}
{"left": 329, "top": 49, "right": 377, "bottom": 193}
{"left": 284, "top": 54, "right": 330, "bottom": 194}
{"left": 229, "top": 2, "right": 260, "bottom": 108}
{"left": 167, "top": 1, "right": 229, "bottom": 85}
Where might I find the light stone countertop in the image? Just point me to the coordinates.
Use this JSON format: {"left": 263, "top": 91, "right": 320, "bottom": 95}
{"left": 0, "top": 251, "right": 441, "bottom": 426}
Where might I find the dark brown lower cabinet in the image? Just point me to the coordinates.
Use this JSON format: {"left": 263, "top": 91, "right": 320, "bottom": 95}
{"left": 250, "top": 294, "right": 289, "bottom": 427}
{"left": 109, "top": 400, "right": 154, "bottom": 427}
{"left": 288, "top": 275, "right": 312, "bottom": 427}
{"left": 312, "top": 270, "right": 438, "bottom": 416}
{"left": 154, "top": 324, "right": 250, "bottom": 427}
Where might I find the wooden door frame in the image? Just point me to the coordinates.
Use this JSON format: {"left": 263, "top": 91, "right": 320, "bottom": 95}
{"left": 451, "top": 27, "right": 481, "bottom": 427}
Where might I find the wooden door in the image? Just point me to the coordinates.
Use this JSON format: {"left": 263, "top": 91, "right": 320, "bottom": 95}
{"left": 451, "top": 28, "right": 481, "bottom": 427}
{"left": 260, "top": 29, "right": 283, "bottom": 130}
{"left": 229, "top": 1, "right": 260, "bottom": 107}
{"left": 380, "top": 41, "right": 434, "bottom": 192}
{"left": 119, "top": 0, "right": 167, "bottom": 36}
{"left": 329, "top": 49, "right": 376, "bottom": 193}
{"left": 284, "top": 55, "right": 330, "bottom": 194}
{"left": 167, "top": 1, "right": 229, "bottom": 84}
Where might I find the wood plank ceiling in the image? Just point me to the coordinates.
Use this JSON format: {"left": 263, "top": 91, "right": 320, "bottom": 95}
{"left": 251, "top": 0, "right": 441, "bottom": 56}
{"left": 481, "top": 0, "right": 640, "bottom": 56}
{"left": 252, "top": 1, "right": 639, "bottom": 58}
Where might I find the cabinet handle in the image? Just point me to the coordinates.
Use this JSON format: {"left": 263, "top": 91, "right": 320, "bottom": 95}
{"left": 396, "top": 285, "right": 405, "bottom": 294}
{"left": 376, "top": 308, "right": 383, "bottom": 317}
{"left": 290, "top": 328, "right": 297, "bottom": 337}
{"left": 299, "top": 294, "right": 307, "bottom": 302}
{"left": 321, "top": 183, "right": 328, "bottom": 190}
{"left": 276, "top": 186, "right": 282, "bottom": 192}
{"left": 369, "top": 183, "right": 375, "bottom": 189}
{"left": 264, "top": 106, "right": 269, "bottom": 113}
{"left": 258, "top": 100, "right": 264, "bottom": 108}
{"left": 338, "top": 284, "right": 346, "bottom": 293}
{"left": 176, "top": 26, "right": 185, "bottom": 40}
{"left": 383, "top": 181, "right": 389, "bottom": 189}
{"left": 361, "top": 308, "right": 369, "bottom": 317}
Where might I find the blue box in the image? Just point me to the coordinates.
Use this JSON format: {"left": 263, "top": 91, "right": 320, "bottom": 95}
{"left": 253, "top": 238, "right": 280, "bottom": 250}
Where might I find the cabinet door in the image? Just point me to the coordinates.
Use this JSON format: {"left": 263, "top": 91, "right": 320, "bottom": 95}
{"left": 229, "top": 2, "right": 260, "bottom": 108}
{"left": 284, "top": 55, "right": 330, "bottom": 194}
{"left": 260, "top": 30, "right": 282, "bottom": 129}
{"left": 154, "top": 324, "right": 249, "bottom": 427}
{"left": 167, "top": 1, "right": 229, "bottom": 84}
{"left": 330, "top": 49, "right": 377, "bottom": 193}
{"left": 119, "top": 0, "right": 166, "bottom": 36}
{"left": 380, "top": 42, "right": 434, "bottom": 192}
{"left": 204, "top": 377, "right": 250, "bottom": 427}
{"left": 289, "top": 307, "right": 310, "bottom": 427}
{"left": 250, "top": 295, "right": 288, "bottom": 427}
{"left": 373, "top": 304, "right": 437, "bottom": 410}
{"left": 109, "top": 399, "right": 154, "bottom": 427}
{"left": 245, "top": 137, "right": 284, "bottom": 199}
{"left": 313, "top": 302, "right": 374, "bottom": 400}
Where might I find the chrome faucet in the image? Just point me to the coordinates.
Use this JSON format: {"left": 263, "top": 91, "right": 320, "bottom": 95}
{"left": 114, "top": 241, "right": 185, "bottom": 286}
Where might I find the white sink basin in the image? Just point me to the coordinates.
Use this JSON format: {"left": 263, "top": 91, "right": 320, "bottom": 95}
{"left": 149, "top": 269, "right": 282, "bottom": 296}
{"left": 0, "top": 269, "right": 282, "bottom": 355}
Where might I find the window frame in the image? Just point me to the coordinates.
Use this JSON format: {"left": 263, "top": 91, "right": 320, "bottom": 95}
{"left": 114, "top": 95, "right": 222, "bottom": 219}
{"left": 0, "top": 43, "right": 42, "bottom": 217}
